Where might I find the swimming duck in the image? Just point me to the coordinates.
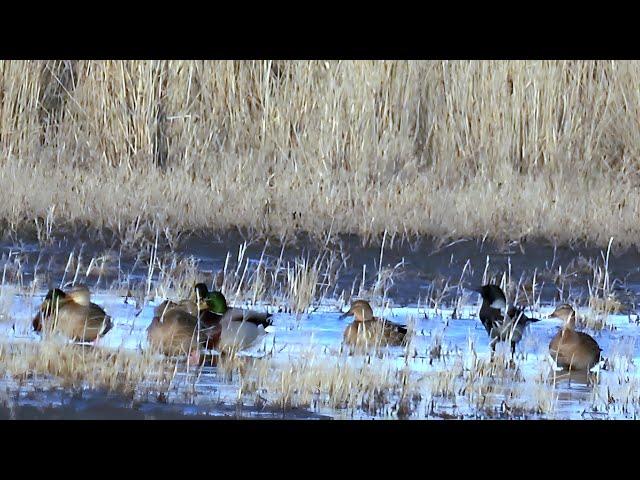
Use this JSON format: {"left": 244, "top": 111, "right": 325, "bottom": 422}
{"left": 32, "top": 285, "right": 113, "bottom": 343}
{"left": 146, "top": 300, "right": 205, "bottom": 362}
{"left": 472, "top": 284, "right": 540, "bottom": 356}
{"left": 193, "top": 283, "right": 273, "bottom": 352}
{"left": 547, "top": 304, "right": 602, "bottom": 371}
{"left": 340, "top": 300, "right": 408, "bottom": 349}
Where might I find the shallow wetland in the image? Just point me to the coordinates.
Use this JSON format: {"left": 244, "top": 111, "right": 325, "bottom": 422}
{"left": 1, "top": 230, "right": 639, "bottom": 419}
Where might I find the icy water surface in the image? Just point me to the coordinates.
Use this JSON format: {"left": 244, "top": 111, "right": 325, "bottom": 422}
{"left": 1, "top": 232, "right": 640, "bottom": 419}
{"left": 2, "top": 292, "right": 639, "bottom": 419}
{"left": 4, "top": 231, "right": 640, "bottom": 305}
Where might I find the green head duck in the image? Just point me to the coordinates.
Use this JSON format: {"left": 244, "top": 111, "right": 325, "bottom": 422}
{"left": 207, "top": 291, "right": 228, "bottom": 314}
{"left": 194, "top": 283, "right": 228, "bottom": 314}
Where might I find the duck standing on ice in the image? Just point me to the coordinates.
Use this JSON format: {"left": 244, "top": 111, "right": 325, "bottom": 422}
{"left": 472, "top": 284, "right": 540, "bottom": 357}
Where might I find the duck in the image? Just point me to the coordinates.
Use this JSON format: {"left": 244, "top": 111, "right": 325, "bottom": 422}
{"left": 166, "top": 285, "right": 224, "bottom": 350}
{"left": 547, "top": 304, "right": 602, "bottom": 371}
{"left": 32, "top": 285, "right": 113, "bottom": 343}
{"left": 146, "top": 300, "right": 205, "bottom": 363}
{"left": 472, "top": 284, "right": 540, "bottom": 356}
{"left": 340, "top": 300, "right": 408, "bottom": 349}
{"left": 193, "top": 283, "right": 273, "bottom": 352}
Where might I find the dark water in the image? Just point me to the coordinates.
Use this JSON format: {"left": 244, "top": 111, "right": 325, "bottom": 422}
{"left": 0, "top": 388, "right": 330, "bottom": 420}
{"left": 3, "top": 229, "right": 640, "bottom": 307}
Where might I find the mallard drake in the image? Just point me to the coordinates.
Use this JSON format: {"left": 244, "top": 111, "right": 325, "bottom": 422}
{"left": 548, "top": 304, "right": 602, "bottom": 371}
{"left": 194, "top": 283, "right": 272, "bottom": 352}
{"left": 32, "top": 285, "right": 113, "bottom": 343}
{"left": 146, "top": 300, "right": 205, "bottom": 362}
{"left": 181, "top": 284, "right": 227, "bottom": 349}
{"left": 340, "top": 300, "right": 407, "bottom": 349}
{"left": 178, "top": 301, "right": 221, "bottom": 351}
{"left": 472, "top": 284, "right": 540, "bottom": 356}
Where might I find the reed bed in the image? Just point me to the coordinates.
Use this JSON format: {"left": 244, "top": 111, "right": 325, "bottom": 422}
{"left": 1, "top": 61, "right": 640, "bottom": 247}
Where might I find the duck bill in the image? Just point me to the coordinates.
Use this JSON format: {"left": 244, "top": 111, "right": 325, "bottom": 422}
{"left": 339, "top": 311, "right": 352, "bottom": 320}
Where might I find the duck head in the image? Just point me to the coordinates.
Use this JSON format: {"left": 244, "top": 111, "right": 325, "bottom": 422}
{"left": 472, "top": 284, "right": 507, "bottom": 310}
{"left": 340, "top": 300, "right": 374, "bottom": 322}
{"left": 548, "top": 304, "right": 577, "bottom": 329}
{"left": 67, "top": 284, "right": 91, "bottom": 306}
{"left": 194, "top": 283, "right": 209, "bottom": 300}
{"left": 195, "top": 283, "right": 228, "bottom": 314}
{"left": 207, "top": 291, "right": 228, "bottom": 314}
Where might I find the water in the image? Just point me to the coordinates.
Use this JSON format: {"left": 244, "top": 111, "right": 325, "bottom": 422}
{"left": 4, "top": 231, "right": 640, "bottom": 305}
{"left": 1, "top": 232, "right": 640, "bottom": 419}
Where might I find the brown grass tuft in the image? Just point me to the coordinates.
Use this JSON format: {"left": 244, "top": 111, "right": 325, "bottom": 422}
{"left": 0, "top": 339, "right": 173, "bottom": 394}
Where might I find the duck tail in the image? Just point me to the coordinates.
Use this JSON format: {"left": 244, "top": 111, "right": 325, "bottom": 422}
{"left": 32, "top": 312, "right": 42, "bottom": 332}
{"left": 509, "top": 306, "right": 540, "bottom": 324}
{"left": 241, "top": 311, "right": 273, "bottom": 329}
{"left": 255, "top": 313, "right": 273, "bottom": 328}
{"left": 100, "top": 315, "right": 114, "bottom": 337}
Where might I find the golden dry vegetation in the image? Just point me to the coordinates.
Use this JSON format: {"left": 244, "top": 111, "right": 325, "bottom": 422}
{"left": 1, "top": 61, "right": 639, "bottom": 247}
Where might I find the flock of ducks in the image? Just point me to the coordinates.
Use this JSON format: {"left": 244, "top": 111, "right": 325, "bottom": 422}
{"left": 30, "top": 281, "right": 603, "bottom": 372}
{"left": 32, "top": 283, "right": 273, "bottom": 362}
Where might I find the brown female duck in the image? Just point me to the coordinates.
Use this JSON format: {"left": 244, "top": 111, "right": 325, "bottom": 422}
{"left": 548, "top": 304, "right": 602, "bottom": 371}
{"left": 32, "top": 285, "right": 113, "bottom": 343}
{"left": 146, "top": 300, "right": 206, "bottom": 362}
{"left": 340, "top": 300, "right": 407, "bottom": 349}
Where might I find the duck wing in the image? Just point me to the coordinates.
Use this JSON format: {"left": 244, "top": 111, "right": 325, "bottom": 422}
{"left": 396, "top": 324, "right": 408, "bottom": 336}
{"left": 379, "top": 317, "right": 407, "bottom": 336}
{"left": 381, "top": 319, "right": 408, "bottom": 345}
{"left": 575, "top": 331, "right": 602, "bottom": 353}
{"left": 223, "top": 307, "right": 272, "bottom": 328}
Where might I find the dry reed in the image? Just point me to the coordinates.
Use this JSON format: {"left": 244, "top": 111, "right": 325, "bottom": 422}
{"left": 1, "top": 61, "right": 639, "bottom": 247}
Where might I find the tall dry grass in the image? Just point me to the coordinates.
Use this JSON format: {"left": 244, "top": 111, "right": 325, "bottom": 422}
{"left": 1, "top": 61, "right": 639, "bottom": 246}
{"left": 0, "top": 339, "right": 173, "bottom": 394}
